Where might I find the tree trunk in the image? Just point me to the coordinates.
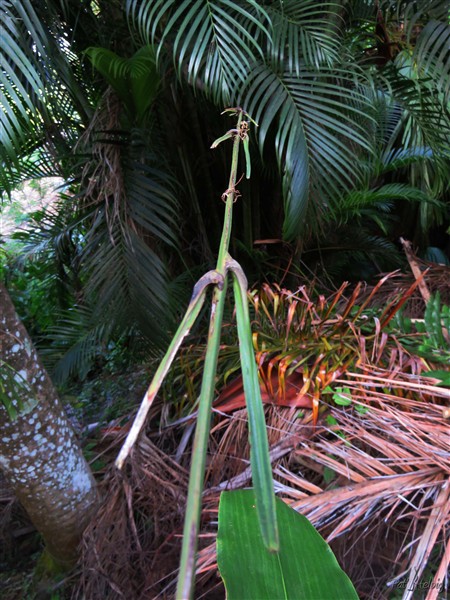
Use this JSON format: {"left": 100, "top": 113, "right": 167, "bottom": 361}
{"left": 0, "top": 282, "right": 98, "bottom": 569}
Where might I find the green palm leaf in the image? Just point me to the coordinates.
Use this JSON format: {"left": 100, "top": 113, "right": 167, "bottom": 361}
{"left": 0, "top": 0, "right": 90, "bottom": 194}
{"left": 126, "top": 162, "right": 179, "bottom": 247}
{"left": 0, "top": 0, "right": 45, "bottom": 161}
{"left": 413, "top": 20, "right": 450, "bottom": 100}
{"left": 382, "top": 62, "right": 449, "bottom": 167}
{"left": 241, "top": 65, "right": 375, "bottom": 239}
{"left": 126, "top": 0, "right": 271, "bottom": 104}
{"left": 380, "top": 147, "right": 434, "bottom": 173}
{"left": 83, "top": 219, "right": 172, "bottom": 344}
{"left": 343, "top": 183, "right": 435, "bottom": 210}
{"left": 313, "top": 229, "right": 401, "bottom": 280}
{"left": 396, "top": 0, "right": 449, "bottom": 38}
{"left": 335, "top": 183, "right": 442, "bottom": 234}
{"left": 85, "top": 46, "right": 160, "bottom": 123}
{"left": 80, "top": 150, "right": 180, "bottom": 346}
{"left": 266, "top": 0, "right": 343, "bottom": 70}
{"left": 41, "top": 305, "right": 111, "bottom": 383}
{"left": 0, "top": 150, "right": 59, "bottom": 195}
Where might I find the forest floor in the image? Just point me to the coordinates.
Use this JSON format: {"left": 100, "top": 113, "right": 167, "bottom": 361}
{"left": 2, "top": 264, "right": 449, "bottom": 599}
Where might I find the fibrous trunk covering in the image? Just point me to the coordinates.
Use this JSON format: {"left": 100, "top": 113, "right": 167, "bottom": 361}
{"left": 0, "top": 283, "right": 98, "bottom": 568}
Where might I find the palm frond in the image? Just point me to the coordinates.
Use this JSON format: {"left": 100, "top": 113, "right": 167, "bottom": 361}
{"left": 0, "top": 150, "right": 60, "bottom": 197}
{"left": 347, "top": 0, "right": 376, "bottom": 22}
{"left": 266, "top": 0, "right": 344, "bottom": 70}
{"left": 413, "top": 19, "right": 450, "bottom": 101}
{"left": 0, "top": 0, "right": 46, "bottom": 161}
{"left": 0, "top": 0, "right": 91, "bottom": 195}
{"left": 381, "top": 61, "right": 450, "bottom": 181}
{"left": 314, "top": 231, "right": 401, "bottom": 280}
{"left": 342, "top": 183, "right": 436, "bottom": 212}
{"left": 389, "top": 0, "right": 450, "bottom": 40}
{"left": 85, "top": 46, "right": 160, "bottom": 123}
{"left": 241, "top": 65, "right": 375, "bottom": 239}
{"left": 126, "top": 161, "right": 179, "bottom": 247}
{"left": 126, "top": 0, "right": 271, "bottom": 104}
{"left": 82, "top": 214, "right": 174, "bottom": 348}
{"left": 42, "top": 304, "right": 111, "bottom": 383}
{"left": 380, "top": 146, "right": 434, "bottom": 173}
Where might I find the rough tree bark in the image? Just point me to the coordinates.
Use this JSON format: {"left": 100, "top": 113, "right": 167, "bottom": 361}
{"left": 0, "top": 282, "right": 98, "bottom": 568}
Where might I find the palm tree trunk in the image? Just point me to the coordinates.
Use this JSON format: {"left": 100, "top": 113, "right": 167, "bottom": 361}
{"left": 0, "top": 282, "right": 98, "bottom": 569}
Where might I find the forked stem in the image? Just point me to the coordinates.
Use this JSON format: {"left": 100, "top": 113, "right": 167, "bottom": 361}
{"left": 176, "top": 109, "right": 244, "bottom": 600}
{"left": 115, "top": 109, "right": 276, "bottom": 600}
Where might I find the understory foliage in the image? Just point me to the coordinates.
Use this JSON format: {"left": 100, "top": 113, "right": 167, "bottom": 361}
{"left": 1, "top": 0, "right": 449, "bottom": 371}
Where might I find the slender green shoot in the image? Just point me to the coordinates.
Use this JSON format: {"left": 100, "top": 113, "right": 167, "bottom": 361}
{"left": 176, "top": 108, "right": 245, "bottom": 599}
{"left": 116, "top": 108, "right": 278, "bottom": 600}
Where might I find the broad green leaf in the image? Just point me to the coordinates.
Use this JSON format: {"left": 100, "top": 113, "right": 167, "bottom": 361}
{"left": 217, "top": 489, "right": 358, "bottom": 600}
{"left": 84, "top": 46, "right": 160, "bottom": 122}
{"left": 129, "top": 46, "right": 160, "bottom": 121}
{"left": 84, "top": 47, "right": 131, "bottom": 100}
{"left": 326, "top": 414, "right": 338, "bottom": 427}
{"left": 323, "top": 465, "right": 337, "bottom": 484}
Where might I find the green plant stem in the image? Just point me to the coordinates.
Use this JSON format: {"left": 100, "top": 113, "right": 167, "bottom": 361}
{"left": 175, "top": 279, "right": 227, "bottom": 599}
{"left": 176, "top": 111, "right": 243, "bottom": 600}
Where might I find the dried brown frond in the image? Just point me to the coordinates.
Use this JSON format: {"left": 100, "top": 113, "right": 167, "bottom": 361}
{"left": 75, "top": 431, "right": 189, "bottom": 600}
{"left": 192, "top": 273, "right": 450, "bottom": 598}
{"left": 194, "top": 370, "right": 450, "bottom": 599}
{"left": 76, "top": 88, "right": 131, "bottom": 241}
{"left": 360, "top": 259, "right": 450, "bottom": 317}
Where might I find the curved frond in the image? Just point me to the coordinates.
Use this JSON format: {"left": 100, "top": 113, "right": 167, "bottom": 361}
{"left": 0, "top": 0, "right": 91, "bottom": 195}
{"left": 342, "top": 183, "right": 429, "bottom": 211}
{"left": 126, "top": 0, "right": 271, "bottom": 104}
{"left": 78, "top": 149, "right": 180, "bottom": 347}
{"left": 381, "top": 60, "right": 450, "bottom": 176}
{"left": 413, "top": 20, "right": 450, "bottom": 101}
{"left": 266, "top": 0, "right": 344, "bottom": 70}
{"left": 0, "top": 0, "right": 46, "bottom": 160}
{"left": 82, "top": 218, "right": 173, "bottom": 347}
{"left": 42, "top": 305, "right": 110, "bottom": 383}
{"left": 126, "top": 162, "right": 179, "bottom": 247}
{"left": 0, "top": 150, "right": 59, "bottom": 197}
{"left": 85, "top": 48, "right": 132, "bottom": 82}
{"left": 391, "top": 0, "right": 450, "bottom": 39}
{"left": 85, "top": 46, "right": 160, "bottom": 122}
{"left": 241, "top": 65, "right": 375, "bottom": 239}
{"left": 380, "top": 147, "right": 434, "bottom": 173}
{"left": 313, "top": 228, "right": 401, "bottom": 280}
